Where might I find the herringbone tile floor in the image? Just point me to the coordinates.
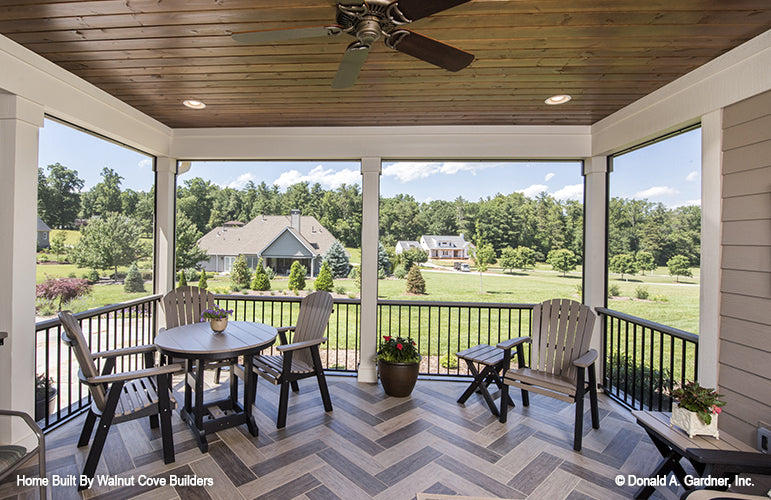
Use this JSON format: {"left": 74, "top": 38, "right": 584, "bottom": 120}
{"left": 2, "top": 373, "right": 673, "bottom": 500}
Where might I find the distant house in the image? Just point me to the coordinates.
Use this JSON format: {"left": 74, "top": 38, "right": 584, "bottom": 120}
{"left": 419, "top": 234, "right": 474, "bottom": 259}
{"left": 394, "top": 241, "right": 420, "bottom": 255}
{"left": 197, "top": 210, "right": 340, "bottom": 276}
{"left": 37, "top": 216, "right": 51, "bottom": 249}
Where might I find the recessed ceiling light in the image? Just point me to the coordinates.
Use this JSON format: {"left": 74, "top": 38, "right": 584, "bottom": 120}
{"left": 183, "top": 99, "right": 206, "bottom": 109}
{"left": 545, "top": 94, "right": 572, "bottom": 105}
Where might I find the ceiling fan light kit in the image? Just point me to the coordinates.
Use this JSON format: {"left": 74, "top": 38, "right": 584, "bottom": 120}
{"left": 233, "top": 0, "right": 474, "bottom": 89}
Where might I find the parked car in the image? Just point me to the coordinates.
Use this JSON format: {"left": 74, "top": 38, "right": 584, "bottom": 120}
{"left": 454, "top": 262, "right": 470, "bottom": 272}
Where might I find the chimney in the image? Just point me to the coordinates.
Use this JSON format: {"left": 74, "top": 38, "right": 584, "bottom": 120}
{"left": 290, "top": 209, "right": 301, "bottom": 233}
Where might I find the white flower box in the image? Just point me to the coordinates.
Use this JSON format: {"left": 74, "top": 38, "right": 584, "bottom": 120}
{"left": 670, "top": 404, "right": 719, "bottom": 439}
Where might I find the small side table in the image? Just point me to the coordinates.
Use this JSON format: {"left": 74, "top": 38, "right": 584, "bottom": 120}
{"left": 456, "top": 344, "right": 514, "bottom": 416}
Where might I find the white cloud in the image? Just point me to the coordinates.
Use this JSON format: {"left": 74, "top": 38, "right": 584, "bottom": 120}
{"left": 382, "top": 162, "right": 496, "bottom": 182}
{"left": 635, "top": 186, "right": 680, "bottom": 198}
{"left": 672, "top": 199, "right": 701, "bottom": 208}
{"left": 685, "top": 171, "right": 699, "bottom": 182}
{"left": 138, "top": 158, "right": 152, "bottom": 169}
{"left": 518, "top": 184, "right": 548, "bottom": 198}
{"left": 553, "top": 183, "right": 583, "bottom": 200}
{"left": 227, "top": 172, "right": 257, "bottom": 189}
{"left": 544, "top": 172, "right": 555, "bottom": 182}
{"left": 273, "top": 165, "right": 359, "bottom": 189}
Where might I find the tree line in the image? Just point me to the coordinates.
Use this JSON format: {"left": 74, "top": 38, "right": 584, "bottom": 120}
{"left": 37, "top": 165, "right": 702, "bottom": 272}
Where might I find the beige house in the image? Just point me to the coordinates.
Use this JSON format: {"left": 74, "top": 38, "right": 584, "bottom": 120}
{"left": 197, "top": 210, "right": 337, "bottom": 277}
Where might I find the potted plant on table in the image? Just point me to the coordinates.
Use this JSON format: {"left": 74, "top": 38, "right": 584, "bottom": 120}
{"left": 35, "top": 374, "right": 56, "bottom": 421}
{"left": 200, "top": 304, "right": 233, "bottom": 334}
{"left": 670, "top": 380, "right": 725, "bottom": 438}
{"left": 377, "top": 335, "right": 421, "bottom": 397}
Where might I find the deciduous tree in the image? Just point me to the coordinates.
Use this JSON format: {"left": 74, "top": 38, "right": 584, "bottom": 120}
{"left": 609, "top": 253, "right": 637, "bottom": 281}
{"left": 70, "top": 214, "right": 149, "bottom": 279}
{"left": 547, "top": 248, "right": 577, "bottom": 277}
{"left": 667, "top": 255, "right": 693, "bottom": 283}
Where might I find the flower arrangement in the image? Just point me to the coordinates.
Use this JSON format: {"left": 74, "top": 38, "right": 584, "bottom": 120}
{"left": 200, "top": 304, "right": 233, "bottom": 321}
{"left": 671, "top": 380, "right": 725, "bottom": 425}
{"left": 377, "top": 335, "right": 420, "bottom": 363}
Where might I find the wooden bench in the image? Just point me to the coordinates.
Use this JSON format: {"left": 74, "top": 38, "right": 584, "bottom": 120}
{"left": 632, "top": 410, "right": 769, "bottom": 499}
{"left": 455, "top": 344, "right": 514, "bottom": 416}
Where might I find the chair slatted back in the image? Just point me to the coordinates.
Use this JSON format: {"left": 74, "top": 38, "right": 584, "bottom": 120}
{"left": 291, "top": 291, "right": 334, "bottom": 367}
{"left": 162, "top": 285, "right": 216, "bottom": 329}
{"left": 58, "top": 311, "right": 107, "bottom": 411}
{"left": 530, "top": 298, "right": 596, "bottom": 381}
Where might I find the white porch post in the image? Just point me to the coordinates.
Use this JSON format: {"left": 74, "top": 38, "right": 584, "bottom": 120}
{"left": 154, "top": 157, "right": 177, "bottom": 296}
{"left": 583, "top": 156, "right": 608, "bottom": 371}
{"left": 0, "top": 94, "right": 43, "bottom": 441}
{"left": 698, "top": 110, "right": 722, "bottom": 388}
{"left": 358, "top": 157, "right": 381, "bottom": 383}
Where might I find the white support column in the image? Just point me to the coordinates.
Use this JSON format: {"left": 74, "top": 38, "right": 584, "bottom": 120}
{"left": 0, "top": 94, "right": 44, "bottom": 442}
{"left": 699, "top": 111, "right": 722, "bottom": 388}
{"left": 154, "top": 157, "right": 177, "bottom": 296}
{"left": 583, "top": 156, "right": 608, "bottom": 367}
{"left": 358, "top": 157, "right": 381, "bottom": 384}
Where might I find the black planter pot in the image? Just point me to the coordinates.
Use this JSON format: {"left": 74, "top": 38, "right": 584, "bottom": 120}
{"left": 378, "top": 358, "right": 420, "bottom": 397}
{"left": 35, "top": 389, "right": 56, "bottom": 421}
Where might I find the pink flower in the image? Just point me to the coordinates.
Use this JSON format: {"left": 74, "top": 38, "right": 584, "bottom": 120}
{"left": 383, "top": 335, "right": 391, "bottom": 342}
{"left": 713, "top": 405, "right": 722, "bottom": 414}
{"left": 396, "top": 343, "right": 403, "bottom": 350}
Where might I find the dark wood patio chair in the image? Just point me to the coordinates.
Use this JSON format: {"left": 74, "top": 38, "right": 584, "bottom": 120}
{"left": 498, "top": 298, "right": 599, "bottom": 451}
{"left": 59, "top": 311, "right": 181, "bottom": 490}
{"left": 251, "top": 291, "right": 334, "bottom": 428}
{"left": 161, "top": 285, "right": 232, "bottom": 382}
{"left": 0, "top": 411, "right": 46, "bottom": 499}
{"left": 679, "top": 448, "right": 771, "bottom": 499}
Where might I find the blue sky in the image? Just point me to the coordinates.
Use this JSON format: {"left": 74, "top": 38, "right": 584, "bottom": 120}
{"left": 39, "top": 118, "right": 702, "bottom": 207}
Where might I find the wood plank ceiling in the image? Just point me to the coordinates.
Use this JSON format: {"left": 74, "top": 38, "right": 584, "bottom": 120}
{"left": 1, "top": 0, "right": 770, "bottom": 128}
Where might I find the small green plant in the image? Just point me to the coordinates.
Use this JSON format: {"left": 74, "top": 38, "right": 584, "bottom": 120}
{"left": 124, "top": 262, "right": 146, "bottom": 293}
{"left": 405, "top": 264, "right": 426, "bottom": 294}
{"left": 178, "top": 270, "right": 187, "bottom": 286}
{"left": 670, "top": 381, "right": 725, "bottom": 425}
{"left": 634, "top": 286, "right": 649, "bottom": 300}
{"left": 288, "top": 261, "right": 307, "bottom": 291}
{"left": 377, "top": 335, "right": 420, "bottom": 363}
{"left": 653, "top": 294, "right": 669, "bottom": 302}
{"left": 335, "top": 286, "right": 346, "bottom": 295}
{"left": 198, "top": 270, "right": 208, "bottom": 289}
{"left": 440, "top": 354, "right": 458, "bottom": 370}
{"left": 608, "top": 284, "right": 620, "bottom": 297}
{"left": 35, "top": 297, "right": 57, "bottom": 316}
{"left": 575, "top": 283, "right": 583, "bottom": 295}
{"left": 393, "top": 264, "right": 407, "bottom": 280}
{"left": 250, "top": 258, "right": 271, "bottom": 291}
{"left": 314, "top": 261, "right": 334, "bottom": 292}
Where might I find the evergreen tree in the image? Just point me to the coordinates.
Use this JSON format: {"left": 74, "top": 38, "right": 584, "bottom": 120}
{"left": 405, "top": 264, "right": 426, "bottom": 295}
{"left": 178, "top": 269, "right": 187, "bottom": 286}
{"left": 288, "top": 261, "right": 307, "bottom": 291}
{"left": 124, "top": 262, "right": 145, "bottom": 293}
{"left": 176, "top": 211, "right": 208, "bottom": 272}
{"left": 314, "top": 261, "right": 334, "bottom": 291}
{"left": 250, "top": 258, "right": 271, "bottom": 291}
{"left": 377, "top": 241, "right": 392, "bottom": 276}
{"left": 231, "top": 254, "right": 251, "bottom": 288}
{"left": 323, "top": 240, "right": 351, "bottom": 278}
{"left": 198, "top": 271, "right": 208, "bottom": 290}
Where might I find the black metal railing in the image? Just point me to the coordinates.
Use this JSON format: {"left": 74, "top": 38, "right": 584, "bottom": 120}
{"left": 35, "top": 295, "right": 161, "bottom": 431}
{"left": 597, "top": 307, "right": 699, "bottom": 411}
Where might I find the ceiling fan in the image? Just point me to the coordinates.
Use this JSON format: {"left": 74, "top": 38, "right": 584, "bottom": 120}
{"left": 232, "top": 0, "right": 474, "bottom": 89}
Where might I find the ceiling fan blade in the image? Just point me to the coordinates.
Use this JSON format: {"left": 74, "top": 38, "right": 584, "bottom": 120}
{"left": 394, "top": 0, "right": 471, "bottom": 22}
{"left": 332, "top": 42, "right": 371, "bottom": 89}
{"left": 232, "top": 25, "right": 342, "bottom": 43}
{"left": 390, "top": 30, "right": 473, "bottom": 72}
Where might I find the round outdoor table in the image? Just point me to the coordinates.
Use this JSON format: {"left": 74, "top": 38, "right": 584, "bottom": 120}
{"left": 155, "top": 321, "right": 277, "bottom": 452}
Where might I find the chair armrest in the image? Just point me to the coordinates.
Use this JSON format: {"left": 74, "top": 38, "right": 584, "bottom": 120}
{"left": 573, "top": 349, "right": 598, "bottom": 368}
{"left": 0, "top": 410, "right": 44, "bottom": 444}
{"left": 276, "top": 326, "right": 295, "bottom": 345}
{"left": 684, "top": 448, "right": 771, "bottom": 475}
{"left": 83, "top": 363, "right": 183, "bottom": 385}
{"left": 497, "top": 337, "right": 531, "bottom": 350}
{"left": 276, "top": 337, "right": 327, "bottom": 352}
{"left": 91, "top": 344, "right": 157, "bottom": 359}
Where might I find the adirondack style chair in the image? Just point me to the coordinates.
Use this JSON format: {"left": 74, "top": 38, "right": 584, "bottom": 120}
{"left": 161, "top": 285, "right": 231, "bottom": 382}
{"left": 59, "top": 311, "right": 181, "bottom": 490}
{"left": 251, "top": 291, "right": 334, "bottom": 428}
{"left": 498, "top": 298, "right": 599, "bottom": 451}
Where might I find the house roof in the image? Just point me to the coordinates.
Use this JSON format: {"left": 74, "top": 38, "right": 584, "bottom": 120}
{"left": 37, "top": 217, "right": 50, "bottom": 232}
{"left": 197, "top": 214, "right": 337, "bottom": 257}
{"left": 396, "top": 241, "right": 420, "bottom": 248}
{"left": 421, "top": 235, "right": 472, "bottom": 250}
{"left": 1, "top": 2, "right": 768, "bottom": 128}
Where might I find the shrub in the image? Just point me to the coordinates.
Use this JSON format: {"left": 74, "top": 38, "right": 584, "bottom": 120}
{"left": 230, "top": 254, "right": 251, "bottom": 288}
{"left": 608, "top": 284, "right": 621, "bottom": 297}
{"left": 38, "top": 253, "right": 49, "bottom": 262}
{"left": 250, "top": 258, "right": 271, "bottom": 291}
{"left": 67, "top": 272, "right": 77, "bottom": 278}
{"left": 607, "top": 353, "right": 673, "bottom": 410}
{"left": 575, "top": 284, "right": 583, "bottom": 295}
{"left": 36, "top": 277, "right": 92, "bottom": 311}
{"left": 35, "top": 297, "right": 57, "bottom": 316}
{"left": 288, "top": 261, "right": 306, "bottom": 291}
{"left": 178, "top": 270, "right": 187, "bottom": 287}
{"left": 141, "top": 271, "right": 153, "bottom": 281}
{"left": 334, "top": 286, "right": 346, "bottom": 295}
{"left": 265, "top": 266, "right": 276, "bottom": 280}
{"left": 230, "top": 284, "right": 242, "bottom": 292}
{"left": 393, "top": 264, "right": 407, "bottom": 280}
{"left": 653, "top": 294, "right": 668, "bottom": 302}
{"left": 440, "top": 354, "right": 458, "bottom": 370}
{"left": 314, "top": 261, "right": 334, "bottom": 292}
{"left": 186, "top": 269, "right": 199, "bottom": 281}
{"left": 405, "top": 264, "right": 426, "bottom": 295}
{"left": 87, "top": 269, "right": 100, "bottom": 283}
{"left": 634, "top": 286, "right": 649, "bottom": 300}
{"left": 124, "top": 262, "right": 146, "bottom": 293}
{"left": 198, "top": 270, "right": 208, "bottom": 290}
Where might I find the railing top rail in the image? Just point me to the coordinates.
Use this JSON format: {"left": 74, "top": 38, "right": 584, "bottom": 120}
{"left": 595, "top": 306, "right": 699, "bottom": 343}
{"left": 214, "top": 293, "right": 535, "bottom": 310}
{"left": 35, "top": 293, "right": 162, "bottom": 331}
{"left": 213, "top": 294, "right": 360, "bottom": 305}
